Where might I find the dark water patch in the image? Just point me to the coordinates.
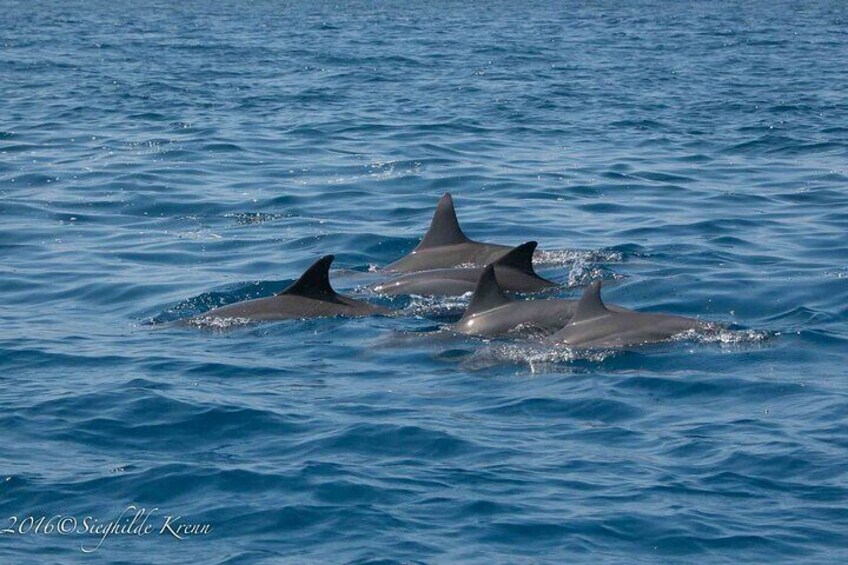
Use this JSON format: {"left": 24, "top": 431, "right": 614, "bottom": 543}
{"left": 313, "top": 423, "right": 476, "bottom": 460}
{"left": 201, "top": 142, "right": 244, "bottom": 153}
{"left": 478, "top": 396, "right": 643, "bottom": 423}
{"left": 150, "top": 280, "right": 293, "bottom": 323}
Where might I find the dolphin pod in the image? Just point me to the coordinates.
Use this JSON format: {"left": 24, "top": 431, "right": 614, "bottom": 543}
{"left": 186, "top": 193, "right": 719, "bottom": 349}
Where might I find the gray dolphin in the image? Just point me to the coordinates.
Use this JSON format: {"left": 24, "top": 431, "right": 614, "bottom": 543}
{"left": 373, "top": 241, "right": 557, "bottom": 296}
{"left": 549, "top": 280, "right": 703, "bottom": 348}
{"left": 384, "top": 193, "right": 514, "bottom": 272}
{"left": 190, "top": 255, "right": 391, "bottom": 323}
{"left": 452, "top": 264, "right": 580, "bottom": 336}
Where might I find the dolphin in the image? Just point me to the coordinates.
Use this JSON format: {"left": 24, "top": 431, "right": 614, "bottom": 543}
{"left": 383, "top": 193, "right": 514, "bottom": 272}
{"left": 549, "top": 280, "right": 704, "bottom": 348}
{"left": 189, "top": 255, "right": 391, "bottom": 323}
{"left": 372, "top": 241, "right": 557, "bottom": 296}
{"left": 452, "top": 264, "right": 581, "bottom": 336}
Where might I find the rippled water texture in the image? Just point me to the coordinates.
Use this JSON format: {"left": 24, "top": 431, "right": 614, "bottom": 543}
{"left": 2, "top": 0, "right": 847, "bottom": 562}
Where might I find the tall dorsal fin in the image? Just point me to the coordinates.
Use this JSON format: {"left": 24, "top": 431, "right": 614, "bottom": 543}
{"left": 493, "top": 241, "right": 538, "bottom": 274}
{"left": 416, "top": 193, "right": 470, "bottom": 249}
{"left": 573, "top": 280, "right": 610, "bottom": 322}
{"left": 464, "top": 264, "right": 511, "bottom": 316}
{"left": 277, "top": 255, "right": 337, "bottom": 299}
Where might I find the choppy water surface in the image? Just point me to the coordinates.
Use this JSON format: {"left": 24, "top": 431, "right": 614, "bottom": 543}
{"left": 2, "top": 0, "right": 847, "bottom": 562}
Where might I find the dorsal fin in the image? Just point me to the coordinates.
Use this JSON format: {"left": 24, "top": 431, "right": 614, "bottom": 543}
{"left": 464, "top": 264, "right": 511, "bottom": 315}
{"left": 416, "top": 193, "right": 470, "bottom": 249}
{"left": 573, "top": 280, "right": 610, "bottom": 322}
{"left": 493, "top": 241, "right": 538, "bottom": 273}
{"left": 277, "top": 255, "right": 337, "bottom": 299}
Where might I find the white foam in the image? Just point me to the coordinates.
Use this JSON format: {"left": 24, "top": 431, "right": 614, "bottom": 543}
{"left": 402, "top": 293, "right": 472, "bottom": 317}
{"left": 673, "top": 325, "right": 772, "bottom": 346}
{"left": 186, "top": 316, "right": 253, "bottom": 330}
{"left": 464, "top": 342, "right": 617, "bottom": 372}
{"left": 534, "top": 248, "right": 624, "bottom": 266}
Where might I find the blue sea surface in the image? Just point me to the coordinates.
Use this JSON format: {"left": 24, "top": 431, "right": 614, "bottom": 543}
{"left": 2, "top": 0, "right": 848, "bottom": 562}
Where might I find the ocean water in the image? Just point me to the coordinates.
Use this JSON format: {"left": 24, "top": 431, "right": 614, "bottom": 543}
{"left": 2, "top": 0, "right": 847, "bottom": 562}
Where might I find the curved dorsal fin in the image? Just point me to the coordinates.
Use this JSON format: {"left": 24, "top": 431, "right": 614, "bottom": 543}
{"left": 464, "top": 264, "right": 511, "bottom": 315}
{"left": 493, "top": 241, "right": 538, "bottom": 274}
{"left": 416, "top": 193, "right": 470, "bottom": 249}
{"left": 573, "top": 280, "right": 609, "bottom": 322}
{"left": 278, "top": 255, "right": 337, "bottom": 299}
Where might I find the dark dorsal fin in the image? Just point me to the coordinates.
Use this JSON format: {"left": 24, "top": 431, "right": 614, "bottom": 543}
{"left": 573, "top": 280, "right": 610, "bottom": 322}
{"left": 277, "top": 255, "right": 337, "bottom": 299}
{"left": 493, "top": 241, "right": 538, "bottom": 274}
{"left": 464, "top": 264, "right": 511, "bottom": 315}
{"left": 416, "top": 193, "right": 470, "bottom": 249}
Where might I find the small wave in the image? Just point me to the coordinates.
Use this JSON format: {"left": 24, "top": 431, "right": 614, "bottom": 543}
{"left": 147, "top": 292, "right": 236, "bottom": 324}
{"left": 122, "top": 138, "right": 179, "bottom": 155}
{"left": 534, "top": 248, "right": 623, "bottom": 266}
{"left": 225, "top": 211, "right": 292, "bottom": 225}
{"left": 463, "top": 325, "right": 770, "bottom": 371}
{"left": 401, "top": 293, "right": 472, "bottom": 318}
{"left": 174, "top": 229, "right": 224, "bottom": 240}
{"left": 148, "top": 282, "right": 289, "bottom": 324}
{"left": 184, "top": 316, "right": 254, "bottom": 330}
{"left": 464, "top": 342, "right": 617, "bottom": 372}
{"left": 201, "top": 142, "right": 243, "bottom": 152}
{"left": 674, "top": 326, "right": 773, "bottom": 346}
{"left": 562, "top": 258, "right": 625, "bottom": 288}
